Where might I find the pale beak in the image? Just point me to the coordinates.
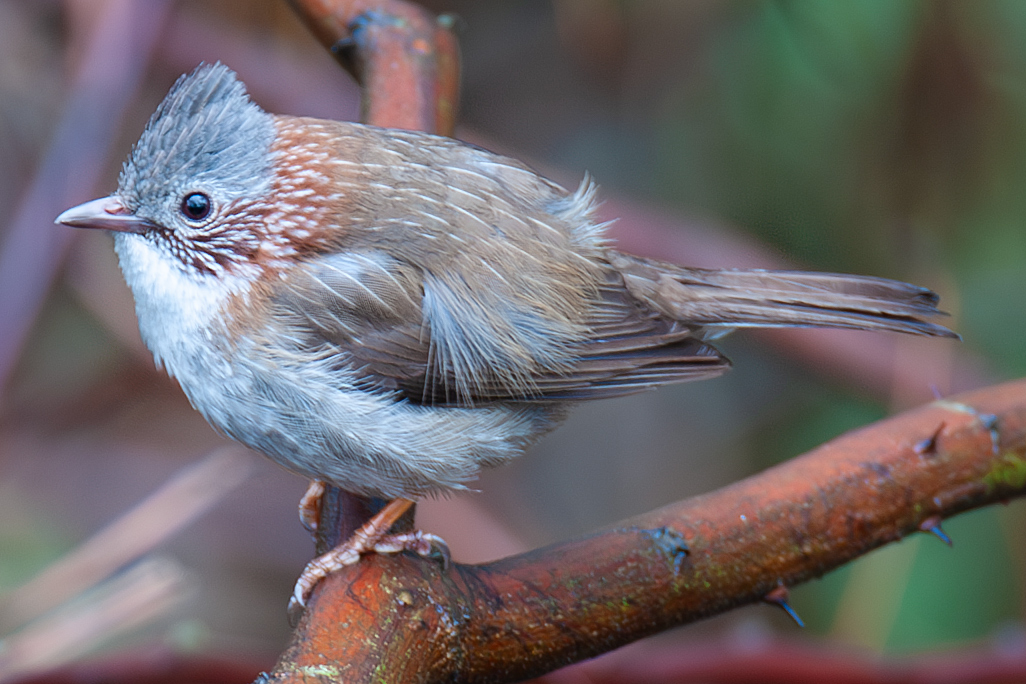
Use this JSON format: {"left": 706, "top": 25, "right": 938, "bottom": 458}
{"left": 55, "top": 196, "right": 154, "bottom": 234}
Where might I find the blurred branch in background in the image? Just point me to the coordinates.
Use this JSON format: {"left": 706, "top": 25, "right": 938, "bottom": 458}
{"left": 284, "top": 0, "right": 459, "bottom": 132}
{"left": 0, "top": 556, "right": 190, "bottom": 684}
{"left": 0, "top": 448, "right": 251, "bottom": 632}
{"left": 0, "top": 448, "right": 251, "bottom": 682}
{"left": 532, "top": 632, "right": 1026, "bottom": 684}
{"left": 0, "top": 0, "right": 171, "bottom": 400}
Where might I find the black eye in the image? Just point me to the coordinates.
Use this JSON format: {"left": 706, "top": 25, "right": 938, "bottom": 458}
{"left": 180, "top": 192, "right": 211, "bottom": 221}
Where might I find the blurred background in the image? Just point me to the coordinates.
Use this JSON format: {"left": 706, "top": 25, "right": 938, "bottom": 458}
{"left": 0, "top": 0, "right": 1023, "bottom": 681}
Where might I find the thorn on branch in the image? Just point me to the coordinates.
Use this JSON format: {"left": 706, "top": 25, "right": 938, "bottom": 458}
{"left": 764, "top": 582, "right": 805, "bottom": 628}
{"left": 636, "top": 526, "right": 690, "bottom": 573}
{"left": 330, "top": 35, "right": 358, "bottom": 67}
{"left": 913, "top": 422, "right": 945, "bottom": 457}
{"left": 919, "top": 515, "right": 953, "bottom": 546}
{"left": 979, "top": 413, "right": 1000, "bottom": 454}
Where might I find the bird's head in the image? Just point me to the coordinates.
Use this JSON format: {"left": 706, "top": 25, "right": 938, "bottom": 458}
{"left": 56, "top": 63, "right": 308, "bottom": 278}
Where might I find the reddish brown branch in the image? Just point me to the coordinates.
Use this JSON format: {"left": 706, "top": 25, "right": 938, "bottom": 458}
{"left": 262, "top": 379, "right": 1026, "bottom": 683}
{"left": 285, "top": 0, "right": 459, "bottom": 135}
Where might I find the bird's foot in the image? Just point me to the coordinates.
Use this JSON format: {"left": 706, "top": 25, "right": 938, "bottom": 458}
{"left": 298, "top": 479, "right": 326, "bottom": 535}
{"left": 371, "top": 530, "right": 451, "bottom": 565}
{"left": 287, "top": 497, "right": 449, "bottom": 622}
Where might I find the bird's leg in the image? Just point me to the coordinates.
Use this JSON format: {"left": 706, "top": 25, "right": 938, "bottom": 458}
{"left": 298, "top": 479, "right": 326, "bottom": 535}
{"left": 289, "top": 497, "right": 449, "bottom": 613}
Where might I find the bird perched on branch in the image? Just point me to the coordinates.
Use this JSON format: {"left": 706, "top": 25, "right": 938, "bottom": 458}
{"left": 57, "top": 63, "right": 956, "bottom": 613}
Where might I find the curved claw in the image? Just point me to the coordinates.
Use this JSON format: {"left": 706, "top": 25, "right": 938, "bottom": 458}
{"left": 286, "top": 498, "right": 440, "bottom": 624}
{"left": 286, "top": 529, "right": 450, "bottom": 626}
{"left": 287, "top": 590, "right": 307, "bottom": 627}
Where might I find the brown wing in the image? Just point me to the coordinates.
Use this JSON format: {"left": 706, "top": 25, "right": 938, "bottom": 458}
{"left": 438, "top": 274, "right": 728, "bottom": 403}
{"left": 273, "top": 252, "right": 728, "bottom": 407}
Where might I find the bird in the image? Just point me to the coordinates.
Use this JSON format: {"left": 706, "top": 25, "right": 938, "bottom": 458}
{"left": 57, "top": 63, "right": 956, "bottom": 613}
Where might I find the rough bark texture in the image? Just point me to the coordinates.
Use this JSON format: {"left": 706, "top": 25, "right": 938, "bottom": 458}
{"left": 285, "top": 0, "right": 459, "bottom": 135}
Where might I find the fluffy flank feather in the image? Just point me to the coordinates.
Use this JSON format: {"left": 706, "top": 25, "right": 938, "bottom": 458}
{"left": 547, "top": 173, "right": 611, "bottom": 249}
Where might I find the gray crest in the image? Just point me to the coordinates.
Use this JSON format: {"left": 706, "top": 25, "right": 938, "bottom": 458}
{"left": 117, "top": 63, "right": 275, "bottom": 219}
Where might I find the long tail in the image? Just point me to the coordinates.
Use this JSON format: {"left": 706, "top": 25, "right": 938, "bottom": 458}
{"left": 608, "top": 253, "right": 957, "bottom": 339}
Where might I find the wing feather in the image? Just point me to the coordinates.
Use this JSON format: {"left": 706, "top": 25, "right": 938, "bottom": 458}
{"left": 272, "top": 252, "right": 728, "bottom": 406}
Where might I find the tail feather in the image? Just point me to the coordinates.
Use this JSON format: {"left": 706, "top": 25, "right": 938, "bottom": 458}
{"left": 608, "top": 253, "right": 957, "bottom": 339}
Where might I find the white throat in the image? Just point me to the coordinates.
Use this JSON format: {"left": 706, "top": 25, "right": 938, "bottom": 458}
{"left": 113, "top": 232, "right": 252, "bottom": 377}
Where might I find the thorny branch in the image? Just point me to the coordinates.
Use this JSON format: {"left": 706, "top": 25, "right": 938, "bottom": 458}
{"left": 265, "top": 379, "right": 1026, "bottom": 683}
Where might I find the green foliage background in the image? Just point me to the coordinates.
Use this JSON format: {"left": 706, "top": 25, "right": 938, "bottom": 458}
{"left": 646, "top": 0, "right": 1026, "bottom": 650}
